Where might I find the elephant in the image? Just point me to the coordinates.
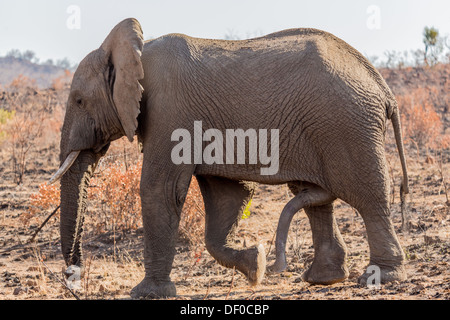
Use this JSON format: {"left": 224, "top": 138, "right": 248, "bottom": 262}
{"left": 50, "top": 18, "right": 409, "bottom": 298}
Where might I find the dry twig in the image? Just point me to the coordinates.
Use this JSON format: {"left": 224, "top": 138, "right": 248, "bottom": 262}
{"left": 225, "top": 267, "right": 236, "bottom": 300}
{"left": 40, "top": 260, "right": 81, "bottom": 300}
{"left": 28, "top": 205, "right": 60, "bottom": 243}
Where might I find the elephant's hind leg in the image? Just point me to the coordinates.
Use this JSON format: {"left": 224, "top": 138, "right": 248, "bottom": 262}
{"left": 196, "top": 175, "right": 266, "bottom": 286}
{"left": 269, "top": 183, "right": 335, "bottom": 273}
{"left": 356, "top": 203, "right": 406, "bottom": 285}
{"left": 285, "top": 184, "right": 348, "bottom": 285}
{"left": 302, "top": 204, "right": 349, "bottom": 285}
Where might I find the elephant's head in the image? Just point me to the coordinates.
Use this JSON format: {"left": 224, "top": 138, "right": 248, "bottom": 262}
{"left": 50, "top": 18, "right": 144, "bottom": 267}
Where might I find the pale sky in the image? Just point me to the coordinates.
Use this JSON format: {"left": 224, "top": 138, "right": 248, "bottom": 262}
{"left": 0, "top": 0, "right": 449, "bottom": 64}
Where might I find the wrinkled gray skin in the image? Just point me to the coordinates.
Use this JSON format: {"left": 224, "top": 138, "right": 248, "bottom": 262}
{"left": 56, "top": 18, "right": 409, "bottom": 298}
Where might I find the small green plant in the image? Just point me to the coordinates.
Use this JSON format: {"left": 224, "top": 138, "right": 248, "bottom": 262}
{"left": 0, "top": 108, "right": 15, "bottom": 124}
{"left": 423, "top": 26, "right": 443, "bottom": 66}
{"left": 0, "top": 108, "right": 15, "bottom": 142}
{"left": 241, "top": 198, "right": 253, "bottom": 220}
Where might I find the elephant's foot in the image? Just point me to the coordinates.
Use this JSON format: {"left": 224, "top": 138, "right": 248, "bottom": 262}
{"left": 267, "top": 260, "right": 287, "bottom": 274}
{"left": 302, "top": 261, "right": 349, "bottom": 285}
{"left": 267, "top": 255, "right": 287, "bottom": 274}
{"left": 358, "top": 263, "right": 406, "bottom": 287}
{"left": 302, "top": 245, "right": 349, "bottom": 285}
{"left": 130, "top": 278, "right": 176, "bottom": 299}
{"left": 242, "top": 244, "right": 266, "bottom": 286}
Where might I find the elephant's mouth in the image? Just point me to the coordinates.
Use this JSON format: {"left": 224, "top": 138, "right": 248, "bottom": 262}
{"left": 49, "top": 143, "right": 110, "bottom": 185}
{"left": 93, "top": 142, "right": 111, "bottom": 155}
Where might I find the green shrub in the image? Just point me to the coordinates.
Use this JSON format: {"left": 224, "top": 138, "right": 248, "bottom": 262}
{"left": 0, "top": 108, "right": 15, "bottom": 142}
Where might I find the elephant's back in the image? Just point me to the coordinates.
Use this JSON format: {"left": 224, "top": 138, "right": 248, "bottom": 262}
{"left": 146, "top": 31, "right": 393, "bottom": 126}
{"left": 144, "top": 30, "right": 394, "bottom": 130}
{"left": 148, "top": 28, "right": 353, "bottom": 61}
{"left": 157, "top": 29, "right": 393, "bottom": 103}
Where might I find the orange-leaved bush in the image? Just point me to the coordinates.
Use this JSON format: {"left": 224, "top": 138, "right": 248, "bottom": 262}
{"left": 21, "top": 182, "right": 60, "bottom": 225}
{"left": 90, "top": 160, "right": 142, "bottom": 232}
{"left": 25, "top": 160, "right": 205, "bottom": 243}
{"left": 397, "top": 87, "right": 444, "bottom": 149}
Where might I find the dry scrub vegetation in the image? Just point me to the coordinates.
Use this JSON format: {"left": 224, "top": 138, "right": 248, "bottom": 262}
{"left": 0, "top": 64, "right": 449, "bottom": 300}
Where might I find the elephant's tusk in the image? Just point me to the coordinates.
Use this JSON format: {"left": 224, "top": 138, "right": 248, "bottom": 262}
{"left": 48, "top": 151, "right": 81, "bottom": 185}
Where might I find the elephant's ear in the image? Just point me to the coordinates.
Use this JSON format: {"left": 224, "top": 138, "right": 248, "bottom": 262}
{"left": 101, "top": 18, "right": 144, "bottom": 142}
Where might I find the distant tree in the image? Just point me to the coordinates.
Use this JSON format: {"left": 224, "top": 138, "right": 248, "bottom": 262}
{"left": 22, "top": 50, "right": 36, "bottom": 62}
{"left": 444, "top": 34, "right": 450, "bottom": 63}
{"left": 445, "top": 34, "right": 450, "bottom": 50}
{"left": 44, "top": 59, "right": 54, "bottom": 66}
{"left": 6, "top": 49, "right": 22, "bottom": 59}
{"left": 367, "top": 55, "right": 380, "bottom": 67}
{"left": 224, "top": 29, "right": 240, "bottom": 40}
{"left": 423, "top": 26, "right": 443, "bottom": 66}
{"left": 245, "top": 29, "right": 264, "bottom": 39}
{"left": 383, "top": 50, "right": 399, "bottom": 69}
{"left": 56, "top": 58, "right": 72, "bottom": 70}
{"left": 5, "top": 49, "right": 39, "bottom": 63}
{"left": 2, "top": 49, "right": 76, "bottom": 70}
{"left": 411, "top": 49, "right": 426, "bottom": 67}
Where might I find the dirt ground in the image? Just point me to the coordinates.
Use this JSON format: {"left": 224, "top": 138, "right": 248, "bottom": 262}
{"left": 0, "top": 142, "right": 449, "bottom": 300}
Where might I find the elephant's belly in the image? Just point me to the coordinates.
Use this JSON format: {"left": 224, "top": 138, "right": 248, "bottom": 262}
{"left": 194, "top": 163, "right": 310, "bottom": 185}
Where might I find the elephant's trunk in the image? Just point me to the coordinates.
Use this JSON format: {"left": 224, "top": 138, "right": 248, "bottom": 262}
{"left": 59, "top": 151, "right": 97, "bottom": 267}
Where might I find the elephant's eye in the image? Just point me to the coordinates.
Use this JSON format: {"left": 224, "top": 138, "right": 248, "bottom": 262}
{"left": 76, "top": 98, "right": 83, "bottom": 106}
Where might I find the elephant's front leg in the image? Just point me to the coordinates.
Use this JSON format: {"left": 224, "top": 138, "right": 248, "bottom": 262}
{"left": 131, "top": 164, "right": 193, "bottom": 299}
{"left": 196, "top": 175, "right": 266, "bottom": 286}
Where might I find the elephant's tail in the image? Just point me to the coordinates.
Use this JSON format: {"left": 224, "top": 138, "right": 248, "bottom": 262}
{"left": 387, "top": 99, "right": 409, "bottom": 197}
